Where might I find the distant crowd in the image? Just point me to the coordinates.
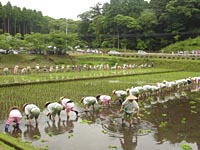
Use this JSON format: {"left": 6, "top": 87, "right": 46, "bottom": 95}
{"left": 1, "top": 62, "right": 154, "bottom": 75}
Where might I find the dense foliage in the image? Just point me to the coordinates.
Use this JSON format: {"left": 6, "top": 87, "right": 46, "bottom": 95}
{"left": 0, "top": 0, "right": 200, "bottom": 52}
{"left": 78, "top": 0, "right": 200, "bottom": 50}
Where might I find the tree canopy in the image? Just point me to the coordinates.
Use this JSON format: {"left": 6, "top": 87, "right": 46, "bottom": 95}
{"left": 0, "top": 0, "right": 200, "bottom": 52}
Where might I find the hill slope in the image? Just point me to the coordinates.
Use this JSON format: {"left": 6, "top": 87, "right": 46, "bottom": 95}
{"left": 161, "top": 36, "right": 200, "bottom": 53}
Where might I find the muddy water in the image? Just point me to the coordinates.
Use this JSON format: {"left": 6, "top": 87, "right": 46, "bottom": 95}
{"left": 1, "top": 88, "right": 200, "bottom": 150}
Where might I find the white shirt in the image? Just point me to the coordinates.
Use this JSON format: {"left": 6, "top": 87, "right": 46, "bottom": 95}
{"left": 24, "top": 104, "right": 40, "bottom": 115}
{"left": 83, "top": 96, "right": 98, "bottom": 105}
{"left": 122, "top": 99, "right": 139, "bottom": 113}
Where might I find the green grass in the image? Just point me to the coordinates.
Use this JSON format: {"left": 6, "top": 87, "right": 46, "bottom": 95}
{"left": 0, "top": 141, "right": 15, "bottom": 150}
{"left": 0, "top": 132, "right": 38, "bottom": 150}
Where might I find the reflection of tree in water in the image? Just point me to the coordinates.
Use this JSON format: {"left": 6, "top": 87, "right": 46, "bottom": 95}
{"left": 24, "top": 125, "right": 41, "bottom": 141}
{"left": 44, "top": 120, "right": 66, "bottom": 136}
{"left": 143, "top": 91, "right": 200, "bottom": 149}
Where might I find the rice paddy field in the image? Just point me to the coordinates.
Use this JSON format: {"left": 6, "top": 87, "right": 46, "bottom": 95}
{"left": 0, "top": 54, "right": 200, "bottom": 150}
{"left": 0, "top": 68, "right": 178, "bottom": 86}
{"left": 0, "top": 69, "right": 200, "bottom": 150}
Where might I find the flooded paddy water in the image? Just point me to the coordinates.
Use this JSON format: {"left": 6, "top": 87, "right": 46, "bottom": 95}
{"left": 0, "top": 74, "right": 200, "bottom": 150}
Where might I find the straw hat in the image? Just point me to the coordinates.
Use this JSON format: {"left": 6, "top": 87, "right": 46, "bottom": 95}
{"left": 80, "top": 97, "right": 85, "bottom": 103}
{"left": 112, "top": 90, "right": 116, "bottom": 94}
{"left": 96, "top": 94, "right": 101, "bottom": 99}
{"left": 60, "top": 96, "right": 65, "bottom": 101}
{"left": 9, "top": 106, "right": 19, "bottom": 111}
{"left": 45, "top": 101, "right": 52, "bottom": 107}
{"left": 126, "top": 88, "right": 130, "bottom": 93}
{"left": 22, "top": 103, "right": 29, "bottom": 111}
{"left": 127, "top": 95, "right": 137, "bottom": 100}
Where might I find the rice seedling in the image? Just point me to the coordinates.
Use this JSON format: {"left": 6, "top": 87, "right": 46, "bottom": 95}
{"left": 39, "top": 145, "right": 48, "bottom": 150}
{"left": 108, "top": 145, "right": 118, "bottom": 149}
{"left": 159, "top": 121, "right": 168, "bottom": 128}
{"left": 33, "top": 135, "right": 40, "bottom": 139}
{"left": 181, "top": 118, "right": 186, "bottom": 124}
{"left": 67, "top": 134, "right": 73, "bottom": 139}
{"left": 102, "top": 130, "right": 108, "bottom": 134}
{"left": 40, "top": 139, "right": 48, "bottom": 143}
{"left": 181, "top": 143, "right": 193, "bottom": 150}
{"left": 190, "top": 110, "right": 197, "bottom": 114}
{"left": 144, "top": 110, "right": 151, "bottom": 115}
{"left": 189, "top": 101, "right": 196, "bottom": 105}
{"left": 47, "top": 132, "right": 53, "bottom": 137}
{"left": 138, "top": 129, "right": 152, "bottom": 134}
{"left": 162, "top": 114, "right": 167, "bottom": 117}
{"left": 79, "top": 119, "right": 93, "bottom": 124}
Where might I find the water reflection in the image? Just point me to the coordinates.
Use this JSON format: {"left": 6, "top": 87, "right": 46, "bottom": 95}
{"left": 143, "top": 90, "right": 200, "bottom": 149}
{"left": 24, "top": 124, "right": 41, "bottom": 141}
{"left": 44, "top": 120, "right": 66, "bottom": 136}
{"left": 8, "top": 126, "right": 22, "bottom": 138}
{"left": 99, "top": 107, "right": 113, "bottom": 121}
{"left": 119, "top": 128, "right": 137, "bottom": 150}
{"left": 44, "top": 118, "right": 78, "bottom": 136}
{"left": 102, "top": 114, "right": 155, "bottom": 150}
{"left": 98, "top": 86, "right": 200, "bottom": 150}
{"left": 80, "top": 110, "right": 100, "bottom": 124}
{"left": 144, "top": 89, "right": 190, "bottom": 107}
{"left": 62, "top": 118, "right": 78, "bottom": 133}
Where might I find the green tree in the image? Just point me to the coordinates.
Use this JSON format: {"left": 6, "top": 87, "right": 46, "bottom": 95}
{"left": 166, "top": 0, "right": 200, "bottom": 34}
{"left": 137, "top": 9, "right": 158, "bottom": 50}
{"left": 24, "top": 32, "right": 49, "bottom": 54}
{"left": 3, "top": 2, "right": 12, "bottom": 33}
{"left": 78, "top": 11, "right": 94, "bottom": 48}
{"left": 0, "top": 33, "right": 11, "bottom": 50}
{"left": 50, "top": 32, "right": 67, "bottom": 55}
{"left": 89, "top": 15, "right": 105, "bottom": 48}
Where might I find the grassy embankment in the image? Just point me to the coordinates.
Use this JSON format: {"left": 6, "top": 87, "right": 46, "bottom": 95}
{"left": 0, "top": 132, "right": 38, "bottom": 150}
